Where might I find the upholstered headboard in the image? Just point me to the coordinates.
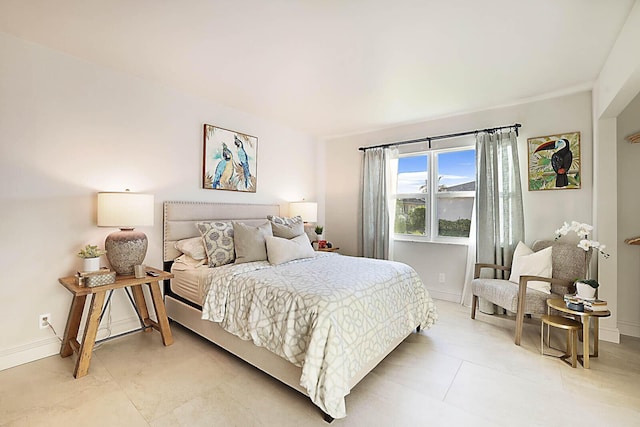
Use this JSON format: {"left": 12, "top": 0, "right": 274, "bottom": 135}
{"left": 163, "top": 201, "right": 280, "bottom": 262}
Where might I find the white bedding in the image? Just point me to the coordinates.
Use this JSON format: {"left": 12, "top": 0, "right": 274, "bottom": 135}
{"left": 200, "top": 252, "right": 437, "bottom": 419}
{"left": 170, "top": 255, "right": 211, "bottom": 304}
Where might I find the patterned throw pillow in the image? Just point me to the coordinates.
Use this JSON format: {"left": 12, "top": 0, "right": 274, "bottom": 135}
{"left": 267, "top": 215, "right": 304, "bottom": 239}
{"left": 195, "top": 221, "right": 235, "bottom": 267}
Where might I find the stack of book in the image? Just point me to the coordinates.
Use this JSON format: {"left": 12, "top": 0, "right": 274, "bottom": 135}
{"left": 563, "top": 294, "right": 608, "bottom": 312}
{"left": 583, "top": 299, "right": 608, "bottom": 312}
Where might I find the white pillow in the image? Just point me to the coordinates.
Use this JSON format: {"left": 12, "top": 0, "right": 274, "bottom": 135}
{"left": 174, "top": 237, "right": 206, "bottom": 261}
{"left": 509, "top": 241, "right": 553, "bottom": 294}
{"left": 265, "top": 234, "right": 316, "bottom": 265}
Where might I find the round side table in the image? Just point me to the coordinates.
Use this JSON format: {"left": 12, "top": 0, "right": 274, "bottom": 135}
{"left": 546, "top": 298, "right": 610, "bottom": 369}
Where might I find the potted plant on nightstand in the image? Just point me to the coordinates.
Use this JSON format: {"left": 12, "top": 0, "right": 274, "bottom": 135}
{"left": 78, "top": 244, "right": 106, "bottom": 272}
{"left": 315, "top": 225, "right": 327, "bottom": 249}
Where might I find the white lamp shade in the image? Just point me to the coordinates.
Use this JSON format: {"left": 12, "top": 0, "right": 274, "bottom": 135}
{"left": 289, "top": 201, "right": 317, "bottom": 222}
{"left": 97, "top": 192, "right": 154, "bottom": 228}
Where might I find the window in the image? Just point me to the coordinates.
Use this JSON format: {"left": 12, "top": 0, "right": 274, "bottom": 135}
{"left": 394, "top": 146, "right": 475, "bottom": 242}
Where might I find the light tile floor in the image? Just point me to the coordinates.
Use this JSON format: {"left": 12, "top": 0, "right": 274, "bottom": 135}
{"left": 1, "top": 300, "right": 639, "bottom": 426}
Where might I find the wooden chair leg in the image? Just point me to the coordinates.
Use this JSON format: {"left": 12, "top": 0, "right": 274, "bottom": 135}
{"left": 471, "top": 295, "right": 478, "bottom": 319}
{"left": 515, "top": 311, "right": 524, "bottom": 346}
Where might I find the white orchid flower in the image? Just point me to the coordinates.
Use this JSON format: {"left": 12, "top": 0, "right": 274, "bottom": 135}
{"left": 574, "top": 223, "right": 593, "bottom": 237}
{"left": 556, "top": 221, "right": 610, "bottom": 259}
{"left": 577, "top": 239, "right": 592, "bottom": 251}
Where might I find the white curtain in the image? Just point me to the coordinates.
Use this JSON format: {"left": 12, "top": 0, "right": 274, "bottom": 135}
{"left": 461, "top": 130, "right": 524, "bottom": 307}
{"left": 362, "top": 147, "right": 397, "bottom": 260}
{"left": 460, "top": 200, "right": 477, "bottom": 306}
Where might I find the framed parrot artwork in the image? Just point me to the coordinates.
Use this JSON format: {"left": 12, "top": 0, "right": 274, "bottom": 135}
{"left": 527, "top": 131, "right": 580, "bottom": 191}
{"left": 203, "top": 124, "right": 258, "bottom": 192}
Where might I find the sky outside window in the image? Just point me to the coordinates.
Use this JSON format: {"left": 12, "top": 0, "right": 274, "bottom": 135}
{"left": 397, "top": 155, "right": 428, "bottom": 193}
{"left": 397, "top": 150, "right": 475, "bottom": 193}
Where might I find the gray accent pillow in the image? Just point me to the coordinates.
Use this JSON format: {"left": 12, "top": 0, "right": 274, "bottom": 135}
{"left": 233, "top": 221, "right": 273, "bottom": 264}
{"left": 267, "top": 215, "right": 304, "bottom": 239}
{"left": 196, "top": 221, "right": 235, "bottom": 267}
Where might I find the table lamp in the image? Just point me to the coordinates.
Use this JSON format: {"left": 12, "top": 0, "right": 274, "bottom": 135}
{"left": 290, "top": 201, "right": 318, "bottom": 245}
{"left": 97, "top": 190, "right": 154, "bottom": 275}
{"left": 289, "top": 201, "right": 317, "bottom": 223}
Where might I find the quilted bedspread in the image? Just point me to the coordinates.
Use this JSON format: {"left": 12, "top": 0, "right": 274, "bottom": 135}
{"left": 201, "top": 253, "right": 437, "bottom": 419}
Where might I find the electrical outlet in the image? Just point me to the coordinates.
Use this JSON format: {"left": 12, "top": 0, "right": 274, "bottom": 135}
{"left": 438, "top": 273, "right": 446, "bottom": 283}
{"left": 39, "top": 313, "right": 51, "bottom": 329}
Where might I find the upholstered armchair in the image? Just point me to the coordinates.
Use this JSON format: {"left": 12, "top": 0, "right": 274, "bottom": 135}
{"left": 471, "top": 240, "right": 589, "bottom": 345}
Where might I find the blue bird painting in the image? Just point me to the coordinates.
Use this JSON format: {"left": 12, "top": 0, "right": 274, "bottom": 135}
{"left": 203, "top": 124, "right": 257, "bottom": 192}
{"left": 212, "top": 142, "right": 233, "bottom": 189}
{"left": 234, "top": 136, "right": 251, "bottom": 189}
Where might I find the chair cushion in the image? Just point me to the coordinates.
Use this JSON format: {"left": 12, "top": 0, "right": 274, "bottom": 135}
{"left": 472, "top": 278, "right": 550, "bottom": 314}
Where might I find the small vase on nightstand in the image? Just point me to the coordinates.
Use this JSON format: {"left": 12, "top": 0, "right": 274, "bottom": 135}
{"left": 77, "top": 244, "right": 106, "bottom": 273}
{"left": 82, "top": 257, "right": 101, "bottom": 272}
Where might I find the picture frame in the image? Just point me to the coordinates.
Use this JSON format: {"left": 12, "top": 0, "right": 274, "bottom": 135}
{"left": 203, "top": 124, "right": 257, "bottom": 192}
{"left": 527, "top": 131, "right": 580, "bottom": 191}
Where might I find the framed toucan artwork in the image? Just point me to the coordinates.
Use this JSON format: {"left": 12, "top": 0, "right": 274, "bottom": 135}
{"left": 202, "top": 124, "right": 258, "bottom": 192}
{"left": 527, "top": 131, "right": 580, "bottom": 191}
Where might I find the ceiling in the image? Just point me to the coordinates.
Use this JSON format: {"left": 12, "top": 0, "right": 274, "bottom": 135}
{"left": 0, "top": 0, "right": 634, "bottom": 138}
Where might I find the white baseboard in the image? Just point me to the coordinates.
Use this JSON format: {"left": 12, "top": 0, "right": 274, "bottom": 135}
{"left": 618, "top": 320, "right": 640, "bottom": 338}
{"left": 599, "top": 326, "right": 621, "bottom": 343}
{"left": 0, "top": 316, "right": 143, "bottom": 372}
{"left": 428, "top": 289, "right": 461, "bottom": 303}
{"left": 0, "top": 337, "right": 62, "bottom": 372}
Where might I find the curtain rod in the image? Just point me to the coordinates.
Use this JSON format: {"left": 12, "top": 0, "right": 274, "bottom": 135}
{"left": 358, "top": 123, "right": 522, "bottom": 151}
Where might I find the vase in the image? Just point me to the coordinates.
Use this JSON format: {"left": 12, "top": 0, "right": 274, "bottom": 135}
{"left": 82, "top": 257, "right": 101, "bottom": 272}
{"left": 576, "top": 281, "right": 596, "bottom": 299}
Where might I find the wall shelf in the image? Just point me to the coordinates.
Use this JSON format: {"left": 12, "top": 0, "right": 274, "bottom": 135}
{"left": 624, "top": 236, "right": 640, "bottom": 245}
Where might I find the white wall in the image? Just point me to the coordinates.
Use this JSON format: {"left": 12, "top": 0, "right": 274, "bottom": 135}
{"left": 617, "top": 92, "right": 640, "bottom": 337}
{"left": 591, "top": 0, "right": 640, "bottom": 342}
{"left": 0, "top": 32, "right": 318, "bottom": 370}
{"left": 324, "top": 91, "right": 594, "bottom": 302}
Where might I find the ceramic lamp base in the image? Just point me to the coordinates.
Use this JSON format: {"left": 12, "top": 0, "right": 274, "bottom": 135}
{"left": 105, "top": 228, "right": 148, "bottom": 275}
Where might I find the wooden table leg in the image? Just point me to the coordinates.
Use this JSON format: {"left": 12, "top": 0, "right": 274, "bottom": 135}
{"left": 130, "top": 284, "right": 152, "bottom": 332}
{"left": 592, "top": 317, "right": 599, "bottom": 357}
{"left": 74, "top": 291, "right": 106, "bottom": 378}
{"left": 571, "top": 330, "right": 578, "bottom": 368}
{"left": 60, "top": 294, "right": 87, "bottom": 358}
{"left": 582, "top": 317, "right": 591, "bottom": 369}
{"left": 148, "top": 280, "right": 173, "bottom": 346}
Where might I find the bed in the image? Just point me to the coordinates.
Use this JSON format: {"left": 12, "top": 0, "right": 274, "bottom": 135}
{"left": 162, "top": 201, "right": 437, "bottom": 421}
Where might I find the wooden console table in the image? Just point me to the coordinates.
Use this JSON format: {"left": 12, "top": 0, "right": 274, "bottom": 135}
{"left": 58, "top": 267, "right": 174, "bottom": 378}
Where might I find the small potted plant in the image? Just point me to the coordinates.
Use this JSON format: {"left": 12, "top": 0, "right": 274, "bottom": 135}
{"left": 315, "top": 225, "right": 326, "bottom": 249}
{"left": 78, "top": 244, "right": 106, "bottom": 272}
{"left": 575, "top": 279, "right": 598, "bottom": 299}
